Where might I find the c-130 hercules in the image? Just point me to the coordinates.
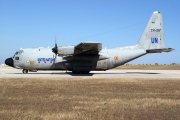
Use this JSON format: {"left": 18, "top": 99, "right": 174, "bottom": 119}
{"left": 5, "top": 11, "right": 174, "bottom": 74}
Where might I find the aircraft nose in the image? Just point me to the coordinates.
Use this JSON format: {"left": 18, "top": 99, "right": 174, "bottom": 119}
{"left": 5, "top": 57, "right": 14, "bottom": 67}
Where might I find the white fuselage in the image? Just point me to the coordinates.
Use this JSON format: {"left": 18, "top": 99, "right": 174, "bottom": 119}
{"left": 12, "top": 45, "right": 146, "bottom": 71}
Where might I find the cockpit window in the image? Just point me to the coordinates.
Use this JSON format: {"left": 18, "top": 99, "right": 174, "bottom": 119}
{"left": 19, "top": 50, "right": 23, "bottom": 54}
{"left": 15, "top": 52, "right": 19, "bottom": 55}
{"left": 15, "top": 57, "right": 19, "bottom": 60}
{"left": 13, "top": 50, "right": 23, "bottom": 58}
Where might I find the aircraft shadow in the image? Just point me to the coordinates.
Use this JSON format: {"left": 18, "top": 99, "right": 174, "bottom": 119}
{"left": 125, "top": 72, "right": 160, "bottom": 74}
{"left": 66, "top": 72, "right": 94, "bottom": 76}
{"left": 93, "top": 72, "right": 160, "bottom": 75}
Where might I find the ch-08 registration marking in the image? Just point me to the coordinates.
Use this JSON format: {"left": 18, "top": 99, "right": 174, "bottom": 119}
{"left": 37, "top": 58, "right": 55, "bottom": 62}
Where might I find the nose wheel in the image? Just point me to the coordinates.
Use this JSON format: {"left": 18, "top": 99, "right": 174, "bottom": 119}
{"left": 22, "top": 69, "right": 28, "bottom": 74}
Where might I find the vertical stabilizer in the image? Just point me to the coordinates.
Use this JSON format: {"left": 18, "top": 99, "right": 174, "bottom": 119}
{"left": 138, "top": 11, "right": 165, "bottom": 50}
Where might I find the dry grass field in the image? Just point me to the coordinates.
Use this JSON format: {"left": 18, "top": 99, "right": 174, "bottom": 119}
{"left": 116, "top": 64, "right": 180, "bottom": 70}
{"left": 1, "top": 77, "right": 180, "bottom": 120}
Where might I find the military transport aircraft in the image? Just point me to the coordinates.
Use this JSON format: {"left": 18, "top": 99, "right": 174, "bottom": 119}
{"left": 5, "top": 11, "right": 174, "bottom": 74}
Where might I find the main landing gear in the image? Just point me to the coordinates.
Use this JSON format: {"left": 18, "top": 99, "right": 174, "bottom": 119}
{"left": 72, "top": 71, "right": 90, "bottom": 74}
{"left": 22, "top": 69, "right": 28, "bottom": 74}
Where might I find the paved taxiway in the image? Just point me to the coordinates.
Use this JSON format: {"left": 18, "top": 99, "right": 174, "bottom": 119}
{"left": 0, "top": 67, "right": 180, "bottom": 78}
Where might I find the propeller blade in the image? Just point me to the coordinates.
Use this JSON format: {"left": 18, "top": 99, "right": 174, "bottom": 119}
{"left": 52, "top": 38, "right": 58, "bottom": 54}
{"left": 52, "top": 47, "right": 58, "bottom": 54}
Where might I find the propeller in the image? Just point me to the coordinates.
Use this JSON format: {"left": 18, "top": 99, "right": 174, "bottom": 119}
{"left": 52, "top": 38, "right": 58, "bottom": 55}
{"left": 52, "top": 37, "right": 58, "bottom": 64}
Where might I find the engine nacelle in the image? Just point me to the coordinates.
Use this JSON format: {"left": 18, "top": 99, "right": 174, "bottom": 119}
{"left": 57, "top": 46, "right": 75, "bottom": 56}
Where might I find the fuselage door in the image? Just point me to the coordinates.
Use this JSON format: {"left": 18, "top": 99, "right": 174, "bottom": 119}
{"left": 101, "top": 59, "right": 107, "bottom": 69}
{"left": 28, "top": 61, "right": 36, "bottom": 70}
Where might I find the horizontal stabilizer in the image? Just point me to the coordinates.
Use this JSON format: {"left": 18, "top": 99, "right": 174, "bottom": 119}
{"left": 146, "top": 48, "right": 174, "bottom": 53}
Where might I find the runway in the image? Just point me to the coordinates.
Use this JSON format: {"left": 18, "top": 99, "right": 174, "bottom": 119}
{"left": 0, "top": 67, "right": 180, "bottom": 78}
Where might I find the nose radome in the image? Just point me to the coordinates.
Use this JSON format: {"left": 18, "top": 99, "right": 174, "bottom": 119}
{"left": 5, "top": 57, "right": 14, "bottom": 67}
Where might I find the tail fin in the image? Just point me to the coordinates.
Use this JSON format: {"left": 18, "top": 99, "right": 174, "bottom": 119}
{"left": 138, "top": 11, "right": 165, "bottom": 50}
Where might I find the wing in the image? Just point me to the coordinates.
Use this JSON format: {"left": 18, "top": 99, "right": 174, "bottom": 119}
{"left": 74, "top": 42, "right": 102, "bottom": 55}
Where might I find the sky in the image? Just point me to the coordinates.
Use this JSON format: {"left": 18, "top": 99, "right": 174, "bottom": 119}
{"left": 0, "top": 0, "right": 179, "bottom": 64}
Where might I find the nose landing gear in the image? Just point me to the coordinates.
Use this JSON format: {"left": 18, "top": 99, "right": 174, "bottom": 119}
{"left": 22, "top": 69, "right": 28, "bottom": 74}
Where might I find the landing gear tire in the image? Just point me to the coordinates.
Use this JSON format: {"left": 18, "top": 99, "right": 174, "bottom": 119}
{"left": 72, "top": 71, "right": 80, "bottom": 74}
{"left": 85, "top": 71, "right": 90, "bottom": 74}
{"left": 81, "top": 71, "right": 90, "bottom": 74}
{"left": 22, "top": 69, "right": 28, "bottom": 74}
{"left": 72, "top": 71, "right": 90, "bottom": 74}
